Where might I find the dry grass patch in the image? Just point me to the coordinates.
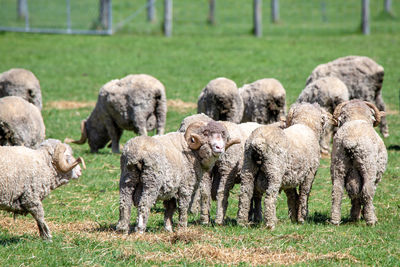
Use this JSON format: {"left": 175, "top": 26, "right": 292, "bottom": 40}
{"left": 45, "top": 99, "right": 196, "bottom": 113}
{"left": 128, "top": 243, "right": 358, "bottom": 265}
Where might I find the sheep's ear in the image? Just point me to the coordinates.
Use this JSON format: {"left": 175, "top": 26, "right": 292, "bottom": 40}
{"left": 226, "top": 138, "right": 241, "bottom": 149}
{"left": 279, "top": 116, "right": 287, "bottom": 128}
{"left": 380, "top": 111, "right": 386, "bottom": 117}
{"left": 187, "top": 133, "right": 202, "bottom": 150}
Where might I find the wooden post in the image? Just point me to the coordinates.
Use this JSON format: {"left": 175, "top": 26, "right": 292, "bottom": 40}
{"left": 253, "top": 0, "right": 262, "bottom": 37}
{"left": 147, "top": 0, "right": 156, "bottom": 23}
{"left": 208, "top": 0, "right": 216, "bottom": 25}
{"left": 271, "top": 0, "right": 279, "bottom": 23}
{"left": 99, "top": 0, "right": 109, "bottom": 29}
{"left": 164, "top": 0, "right": 172, "bottom": 37}
{"left": 361, "top": 0, "right": 370, "bottom": 35}
{"left": 384, "top": 0, "right": 392, "bottom": 14}
{"left": 17, "top": 0, "right": 27, "bottom": 19}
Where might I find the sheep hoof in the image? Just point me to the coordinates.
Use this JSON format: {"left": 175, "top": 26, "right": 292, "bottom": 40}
{"left": 366, "top": 220, "right": 377, "bottom": 226}
{"left": 329, "top": 219, "right": 340, "bottom": 225}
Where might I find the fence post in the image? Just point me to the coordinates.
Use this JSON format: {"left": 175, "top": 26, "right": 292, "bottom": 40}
{"left": 384, "top": 0, "right": 392, "bottom": 14}
{"left": 271, "top": 0, "right": 279, "bottom": 23}
{"left": 253, "top": 0, "right": 262, "bottom": 37}
{"left": 361, "top": 0, "right": 370, "bottom": 35}
{"left": 17, "top": 0, "right": 27, "bottom": 19}
{"left": 147, "top": 0, "right": 156, "bottom": 23}
{"left": 66, "top": 0, "right": 71, "bottom": 33}
{"left": 164, "top": 0, "right": 173, "bottom": 37}
{"left": 208, "top": 0, "right": 216, "bottom": 25}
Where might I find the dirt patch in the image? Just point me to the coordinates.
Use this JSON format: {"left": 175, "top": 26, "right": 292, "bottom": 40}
{"left": 45, "top": 99, "right": 196, "bottom": 113}
{"left": 167, "top": 99, "right": 197, "bottom": 112}
{"left": 45, "top": 101, "right": 95, "bottom": 110}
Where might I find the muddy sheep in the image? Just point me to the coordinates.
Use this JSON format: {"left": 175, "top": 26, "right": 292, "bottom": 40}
{"left": 0, "top": 139, "right": 85, "bottom": 240}
{"left": 330, "top": 100, "right": 387, "bottom": 226}
{"left": 297, "top": 76, "right": 349, "bottom": 155}
{"left": 306, "top": 55, "right": 388, "bottom": 137}
{"left": 239, "top": 78, "right": 286, "bottom": 124}
{"left": 0, "top": 68, "right": 42, "bottom": 110}
{"left": 197, "top": 77, "right": 244, "bottom": 123}
{"left": 116, "top": 121, "right": 240, "bottom": 234}
{"left": 237, "top": 103, "right": 330, "bottom": 229}
{"left": 0, "top": 96, "right": 45, "bottom": 148}
{"left": 65, "top": 74, "right": 167, "bottom": 153}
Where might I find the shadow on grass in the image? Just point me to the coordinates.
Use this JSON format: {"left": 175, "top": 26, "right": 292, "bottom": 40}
{"left": 388, "top": 145, "right": 400, "bottom": 151}
{"left": 307, "top": 211, "right": 329, "bottom": 225}
{"left": 0, "top": 236, "right": 24, "bottom": 246}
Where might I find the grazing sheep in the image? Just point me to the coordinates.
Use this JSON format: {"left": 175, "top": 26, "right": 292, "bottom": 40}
{"left": 65, "top": 74, "right": 167, "bottom": 153}
{"left": 239, "top": 78, "right": 286, "bottom": 124}
{"left": 0, "top": 68, "right": 42, "bottom": 110}
{"left": 297, "top": 76, "right": 349, "bottom": 155}
{"left": 0, "top": 139, "right": 85, "bottom": 240}
{"left": 197, "top": 77, "right": 244, "bottom": 123}
{"left": 330, "top": 100, "right": 387, "bottom": 226}
{"left": 305, "top": 55, "right": 388, "bottom": 137}
{"left": 237, "top": 103, "right": 330, "bottom": 229}
{"left": 116, "top": 121, "right": 240, "bottom": 234}
{"left": 0, "top": 96, "right": 45, "bottom": 148}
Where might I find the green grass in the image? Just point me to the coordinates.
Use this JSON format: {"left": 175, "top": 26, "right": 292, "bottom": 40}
{"left": 0, "top": 0, "right": 400, "bottom": 266}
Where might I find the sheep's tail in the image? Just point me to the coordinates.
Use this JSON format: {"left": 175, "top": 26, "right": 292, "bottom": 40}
{"left": 155, "top": 88, "right": 167, "bottom": 134}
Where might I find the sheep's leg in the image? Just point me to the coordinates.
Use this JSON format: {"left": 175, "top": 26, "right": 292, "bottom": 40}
{"left": 297, "top": 171, "right": 316, "bottom": 224}
{"left": 375, "top": 93, "right": 389, "bottom": 138}
{"left": 116, "top": 179, "right": 136, "bottom": 234}
{"left": 215, "top": 172, "right": 235, "bottom": 225}
{"left": 177, "top": 192, "right": 191, "bottom": 229}
{"left": 200, "top": 172, "right": 212, "bottom": 225}
{"left": 105, "top": 120, "right": 123, "bottom": 153}
{"left": 135, "top": 182, "right": 160, "bottom": 234}
{"left": 360, "top": 169, "right": 378, "bottom": 226}
{"left": 27, "top": 202, "right": 52, "bottom": 240}
{"left": 350, "top": 197, "right": 362, "bottom": 222}
{"left": 263, "top": 180, "right": 280, "bottom": 230}
{"left": 155, "top": 93, "right": 167, "bottom": 135}
{"left": 163, "top": 198, "right": 177, "bottom": 232}
{"left": 320, "top": 125, "right": 333, "bottom": 155}
{"left": 237, "top": 156, "right": 258, "bottom": 225}
{"left": 330, "top": 165, "right": 346, "bottom": 225}
{"left": 284, "top": 188, "right": 299, "bottom": 223}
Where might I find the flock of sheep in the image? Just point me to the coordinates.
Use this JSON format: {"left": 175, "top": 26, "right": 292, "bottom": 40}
{"left": 0, "top": 55, "right": 388, "bottom": 240}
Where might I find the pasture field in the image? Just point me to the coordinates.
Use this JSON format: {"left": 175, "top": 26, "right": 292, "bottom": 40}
{"left": 0, "top": 1, "right": 399, "bottom": 265}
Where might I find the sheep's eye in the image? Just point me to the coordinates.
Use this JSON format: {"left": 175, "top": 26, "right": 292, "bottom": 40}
{"left": 191, "top": 137, "right": 195, "bottom": 143}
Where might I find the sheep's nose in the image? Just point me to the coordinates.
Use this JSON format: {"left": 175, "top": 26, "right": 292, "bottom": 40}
{"left": 215, "top": 144, "right": 222, "bottom": 150}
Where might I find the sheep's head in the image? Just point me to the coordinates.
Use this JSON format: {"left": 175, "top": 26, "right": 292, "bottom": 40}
{"left": 286, "top": 103, "right": 332, "bottom": 137}
{"left": 332, "top": 100, "right": 385, "bottom": 128}
{"left": 41, "top": 139, "right": 86, "bottom": 187}
{"left": 64, "top": 118, "right": 109, "bottom": 153}
{"left": 184, "top": 121, "right": 240, "bottom": 169}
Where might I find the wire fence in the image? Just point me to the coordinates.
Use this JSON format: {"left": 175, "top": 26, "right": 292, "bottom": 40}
{"left": 0, "top": 0, "right": 399, "bottom": 36}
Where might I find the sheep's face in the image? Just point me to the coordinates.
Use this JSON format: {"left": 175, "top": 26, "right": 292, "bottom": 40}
{"left": 62, "top": 145, "right": 82, "bottom": 180}
{"left": 186, "top": 121, "right": 240, "bottom": 169}
{"left": 86, "top": 120, "right": 110, "bottom": 153}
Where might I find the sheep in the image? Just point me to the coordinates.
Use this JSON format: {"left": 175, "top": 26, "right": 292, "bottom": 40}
{"left": 237, "top": 103, "right": 330, "bottom": 229}
{"left": 0, "top": 139, "right": 85, "bottom": 240}
{"left": 0, "top": 68, "right": 42, "bottom": 110}
{"left": 330, "top": 100, "right": 387, "bottom": 226}
{"left": 0, "top": 96, "right": 45, "bottom": 148}
{"left": 179, "top": 114, "right": 278, "bottom": 225}
{"left": 239, "top": 78, "right": 286, "bottom": 124}
{"left": 116, "top": 121, "right": 240, "bottom": 234}
{"left": 65, "top": 74, "right": 167, "bottom": 153}
{"left": 197, "top": 77, "right": 244, "bottom": 123}
{"left": 305, "top": 55, "right": 388, "bottom": 138}
{"left": 296, "top": 76, "right": 349, "bottom": 155}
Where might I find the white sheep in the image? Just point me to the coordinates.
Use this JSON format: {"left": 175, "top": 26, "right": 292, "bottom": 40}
{"left": 0, "top": 68, "right": 42, "bottom": 110}
{"left": 306, "top": 55, "right": 388, "bottom": 137}
{"left": 239, "top": 78, "right": 286, "bottom": 124}
{"left": 330, "top": 100, "right": 387, "bottom": 226}
{"left": 297, "top": 76, "right": 349, "bottom": 155}
{"left": 0, "top": 139, "right": 85, "bottom": 240}
{"left": 197, "top": 77, "right": 244, "bottom": 123}
{"left": 237, "top": 103, "right": 330, "bottom": 229}
{"left": 0, "top": 96, "right": 45, "bottom": 148}
{"left": 65, "top": 74, "right": 167, "bottom": 153}
{"left": 116, "top": 121, "right": 240, "bottom": 234}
